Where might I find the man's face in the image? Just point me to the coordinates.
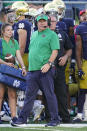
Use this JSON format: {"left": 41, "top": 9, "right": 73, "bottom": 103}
{"left": 57, "top": 8, "right": 64, "bottom": 20}
{"left": 50, "top": 16, "right": 57, "bottom": 31}
{"left": 37, "top": 19, "right": 48, "bottom": 31}
{"left": 80, "top": 13, "right": 87, "bottom": 22}
{"left": 7, "top": 12, "right": 16, "bottom": 24}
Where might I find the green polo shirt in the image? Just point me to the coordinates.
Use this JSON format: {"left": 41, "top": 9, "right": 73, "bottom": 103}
{"left": 28, "top": 28, "right": 60, "bottom": 71}
{"left": 0, "top": 39, "right": 20, "bottom": 60}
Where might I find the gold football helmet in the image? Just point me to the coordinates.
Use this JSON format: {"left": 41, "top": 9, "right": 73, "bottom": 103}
{"left": 24, "top": 8, "right": 38, "bottom": 17}
{"left": 53, "top": 0, "right": 66, "bottom": 19}
{"left": 44, "top": 2, "right": 58, "bottom": 15}
{"left": 11, "top": 1, "right": 29, "bottom": 19}
{"left": 24, "top": 8, "right": 38, "bottom": 23}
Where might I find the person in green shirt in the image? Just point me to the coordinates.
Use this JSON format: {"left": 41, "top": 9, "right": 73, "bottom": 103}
{"left": 11, "top": 14, "right": 60, "bottom": 127}
{"left": 0, "top": 23, "right": 27, "bottom": 124}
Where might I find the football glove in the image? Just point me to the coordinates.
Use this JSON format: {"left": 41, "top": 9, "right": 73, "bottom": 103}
{"left": 78, "top": 69, "right": 85, "bottom": 80}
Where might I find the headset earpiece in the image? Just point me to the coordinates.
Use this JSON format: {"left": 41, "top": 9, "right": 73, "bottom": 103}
{"left": 47, "top": 16, "right": 51, "bottom": 26}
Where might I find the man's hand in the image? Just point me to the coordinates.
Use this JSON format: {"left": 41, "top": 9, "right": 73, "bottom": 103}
{"left": 58, "top": 55, "right": 68, "bottom": 66}
{"left": 22, "top": 68, "right": 27, "bottom": 76}
{"left": 78, "top": 69, "right": 85, "bottom": 80}
{"left": 41, "top": 63, "right": 51, "bottom": 73}
{"left": 6, "top": 62, "right": 15, "bottom": 68}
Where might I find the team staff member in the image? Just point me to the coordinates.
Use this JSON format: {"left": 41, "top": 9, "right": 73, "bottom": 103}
{"left": 11, "top": 14, "right": 60, "bottom": 127}
{"left": 50, "top": 15, "right": 72, "bottom": 123}
{"left": 0, "top": 23, "right": 26, "bottom": 124}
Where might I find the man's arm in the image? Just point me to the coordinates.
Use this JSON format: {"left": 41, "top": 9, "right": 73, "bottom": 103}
{"left": 18, "top": 29, "right": 27, "bottom": 56}
{"left": 58, "top": 49, "right": 72, "bottom": 66}
{"left": 69, "top": 26, "right": 74, "bottom": 36}
{"left": 41, "top": 50, "right": 58, "bottom": 73}
{"left": 76, "top": 35, "right": 82, "bottom": 70}
{"left": 48, "top": 50, "right": 58, "bottom": 63}
{"left": 16, "top": 50, "right": 27, "bottom": 76}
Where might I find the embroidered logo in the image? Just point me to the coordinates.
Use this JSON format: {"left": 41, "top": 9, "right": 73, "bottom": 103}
{"left": 42, "top": 34, "right": 46, "bottom": 37}
{"left": 18, "top": 23, "right": 24, "bottom": 29}
{"left": 10, "top": 45, "right": 14, "bottom": 48}
{"left": 58, "top": 33, "right": 62, "bottom": 38}
{"left": 58, "top": 33, "right": 62, "bottom": 41}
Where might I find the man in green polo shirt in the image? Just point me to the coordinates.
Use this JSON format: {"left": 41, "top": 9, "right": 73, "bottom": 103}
{"left": 12, "top": 14, "right": 60, "bottom": 127}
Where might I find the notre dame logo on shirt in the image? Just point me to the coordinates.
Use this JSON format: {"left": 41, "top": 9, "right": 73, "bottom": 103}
{"left": 58, "top": 33, "right": 62, "bottom": 41}
{"left": 18, "top": 23, "right": 25, "bottom": 29}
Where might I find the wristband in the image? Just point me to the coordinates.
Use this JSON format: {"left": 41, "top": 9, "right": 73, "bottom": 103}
{"left": 47, "top": 61, "right": 54, "bottom": 67}
{"left": 47, "top": 61, "right": 52, "bottom": 66}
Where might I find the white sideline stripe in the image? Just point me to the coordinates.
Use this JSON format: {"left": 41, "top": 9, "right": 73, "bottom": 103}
{"left": 0, "top": 124, "right": 45, "bottom": 127}
{"left": 23, "top": 128, "right": 63, "bottom": 131}
{"left": 0, "top": 124, "right": 87, "bottom": 128}
{"left": 60, "top": 124, "right": 87, "bottom": 128}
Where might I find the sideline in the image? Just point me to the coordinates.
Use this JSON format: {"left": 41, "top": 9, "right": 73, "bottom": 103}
{"left": 0, "top": 123, "right": 87, "bottom": 128}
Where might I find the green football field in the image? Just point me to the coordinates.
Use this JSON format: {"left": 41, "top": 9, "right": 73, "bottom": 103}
{"left": 0, "top": 124, "right": 87, "bottom": 131}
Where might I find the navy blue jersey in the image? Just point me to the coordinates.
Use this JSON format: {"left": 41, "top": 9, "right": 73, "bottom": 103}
{"left": 62, "top": 18, "right": 74, "bottom": 34}
{"left": 75, "top": 22, "right": 87, "bottom": 60}
{"left": 62, "top": 18, "right": 76, "bottom": 59}
{"left": 56, "top": 21, "right": 67, "bottom": 33}
{"left": 55, "top": 29, "right": 72, "bottom": 67}
{"left": 14, "top": 19, "right": 31, "bottom": 53}
{"left": 12, "top": 22, "right": 17, "bottom": 30}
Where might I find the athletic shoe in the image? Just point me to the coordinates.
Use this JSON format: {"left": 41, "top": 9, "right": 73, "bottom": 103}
{"left": 45, "top": 120, "right": 60, "bottom": 127}
{"left": 72, "top": 114, "right": 82, "bottom": 123}
{"left": 10, "top": 117, "right": 17, "bottom": 124}
{"left": 1, "top": 114, "right": 11, "bottom": 122}
{"left": 11, "top": 118, "right": 27, "bottom": 127}
{"left": 0, "top": 111, "right": 11, "bottom": 123}
{"left": 33, "top": 105, "right": 45, "bottom": 121}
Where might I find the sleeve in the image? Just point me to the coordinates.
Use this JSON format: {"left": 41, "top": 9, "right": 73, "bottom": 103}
{"left": 74, "top": 26, "right": 81, "bottom": 35}
{"left": 50, "top": 32, "right": 60, "bottom": 50}
{"left": 68, "top": 18, "right": 74, "bottom": 27}
{"left": 14, "top": 40, "right": 20, "bottom": 50}
{"left": 64, "top": 32, "right": 73, "bottom": 50}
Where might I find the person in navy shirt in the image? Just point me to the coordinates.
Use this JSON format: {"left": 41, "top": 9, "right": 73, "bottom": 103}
{"left": 73, "top": 13, "right": 87, "bottom": 123}
{"left": 50, "top": 15, "right": 72, "bottom": 123}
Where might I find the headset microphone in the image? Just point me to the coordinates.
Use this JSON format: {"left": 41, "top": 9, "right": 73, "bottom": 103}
{"left": 43, "top": 26, "right": 47, "bottom": 28}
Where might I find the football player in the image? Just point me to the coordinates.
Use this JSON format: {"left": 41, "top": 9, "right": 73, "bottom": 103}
{"left": 12, "top": 1, "right": 31, "bottom": 70}
{"left": 73, "top": 10, "right": 87, "bottom": 123}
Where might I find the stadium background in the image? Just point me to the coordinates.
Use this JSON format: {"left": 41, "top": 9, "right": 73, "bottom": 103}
{"left": 0, "top": 0, "right": 87, "bottom": 131}
{"left": 1, "top": 0, "right": 87, "bottom": 24}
